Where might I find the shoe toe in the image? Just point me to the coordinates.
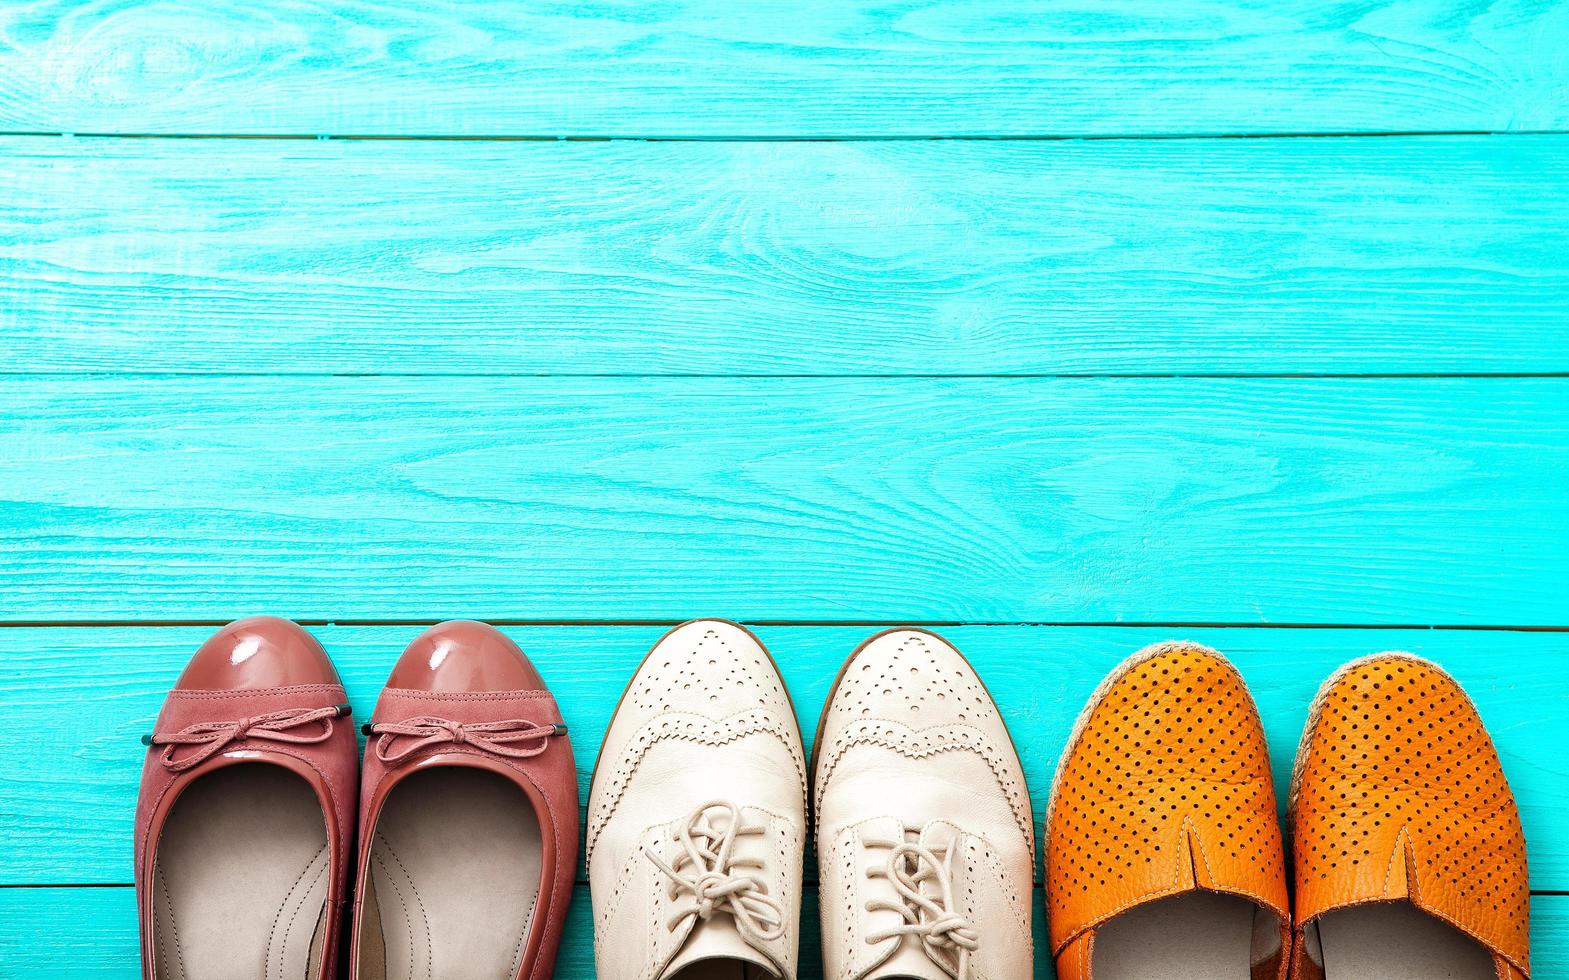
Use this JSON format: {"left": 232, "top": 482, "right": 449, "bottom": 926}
{"left": 824, "top": 628, "right": 1000, "bottom": 729}
{"left": 1291, "top": 652, "right": 1529, "bottom": 968}
{"left": 386, "top": 620, "right": 545, "bottom": 693}
{"left": 621, "top": 619, "right": 789, "bottom": 718}
{"left": 176, "top": 616, "right": 339, "bottom": 690}
{"left": 1047, "top": 641, "right": 1287, "bottom": 953}
{"left": 1061, "top": 640, "right": 1268, "bottom": 786}
{"left": 1295, "top": 653, "right": 1500, "bottom": 803}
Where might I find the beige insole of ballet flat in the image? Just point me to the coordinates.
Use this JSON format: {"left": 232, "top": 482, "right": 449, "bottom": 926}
{"left": 356, "top": 767, "right": 543, "bottom": 980}
{"left": 152, "top": 764, "right": 331, "bottom": 980}
{"left": 1315, "top": 902, "right": 1494, "bottom": 979}
{"left": 1094, "top": 891, "right": 1255, "bottom": 980}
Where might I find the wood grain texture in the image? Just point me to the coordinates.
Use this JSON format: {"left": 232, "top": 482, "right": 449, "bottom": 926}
{"left": 4, "top": 136, "right": 1569, "bottom": 375}
{"left": 3, "top": 626, "right": 1565, "bottom": 888}
{"left": 2, "top": 0, "right": 1568, "bottom": 137}
{"left": 2, "top": 376, "right": 1567, "bottom": 623}
{"left": 1, "top": 885, "right": 1561, "bottom": 979}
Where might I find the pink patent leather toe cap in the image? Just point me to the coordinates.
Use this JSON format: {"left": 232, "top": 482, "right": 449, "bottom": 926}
{"left": 175, "top": 616, "right": 339, "bottom": 690}
{"left": 386, "top": 620, "right": 545, "bottom": 692}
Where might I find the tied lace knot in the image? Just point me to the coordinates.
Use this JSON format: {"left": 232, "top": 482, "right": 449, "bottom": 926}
{"left": 690, "top": 871, "right": 737, "bottom": 918}
{"left": 646, "top": 800, "right": 785, "bottom": 947}
{"left": 366, "top": 716, "right": 565, "bottom": 766}
{"left": 865, "top": 839, "right": 980, "bottom": 980}
{"left": 144, "top": 704, "right": 348, "bottom": 773}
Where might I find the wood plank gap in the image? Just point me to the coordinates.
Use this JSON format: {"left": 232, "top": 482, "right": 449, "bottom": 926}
{"left": 4, "top": 130, "right": 1567, "bottom": 143}
{"left": 4, "top": 371, "right": 1569, "bottom": 380}
{"left": 2, "top": 621, "right": 1568, "bottom": 631}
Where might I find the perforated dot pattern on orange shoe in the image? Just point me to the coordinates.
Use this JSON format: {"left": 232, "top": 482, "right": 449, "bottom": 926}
{"left": 1290, "top": 654, "right": 1529, "bottom": 976}
{"left": 1045, "top": 642, "right": 1288, "bottom": 958}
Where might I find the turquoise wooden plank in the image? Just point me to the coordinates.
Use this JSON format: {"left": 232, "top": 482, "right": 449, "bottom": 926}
{"left": 2, "top": 886, "right": 1563, "bottom": 979}
{"left": 3, "top": 626, "right": 1563, "bottom": 887}
{"left": 1, "top": 377, "right": 1566, "bottom": 624}
{"left": 2, "top": 1, "right": 1568, "bottom": 137}
{"left": 4, "top": 136, "right": 1569, "bottom": 375}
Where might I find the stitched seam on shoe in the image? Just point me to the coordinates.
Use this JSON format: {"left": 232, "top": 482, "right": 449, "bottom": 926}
{"left": 935, "top": 824, "right": 1030, "bottom": 939}
{"left": 1403, "top": 830, "right": 1524, "bottom": 976}
{"left": 1187, "top": 814, "right": 1281, "bottom": 917}
{"left": 593, "top": 846, "right": 647, "bottom": 959}
{"left": 818, "top": 719, "right": 1017, "bottom": 789}
{"left": 586, "top": 709, "right": 806, "bottom": 861}
{"left": 767, "top": 812, "right": 798, "bottom": 980}
{"left": 371, "top": 850, "right": 414, "bottom": 980}
{"left": 602, "top": 805, "right": 800, "bottom": 966}
{"left": 816, "top": 722, "right": 1032, "bottom": 846}
{"left": 646, "top": 852, "right": 673, "bottom": 980}
{"left": 1056, "top": 824, "right": 1210, "bottom": 954}
{"left": 1382, "top": 828, "right": 1410, "bottom": 899}
{"left": 156, "top": 865, "right": 187, "bottom": 980}
{"left": 374, "top": 836, "right": 432, "bottom": 980}
{"left": 265, "top": 843, "right": 329, "bottom": 980}
{"left": 506, "top": 882, "right": 538, "bottom": 980}
{"left": 840, "top": 827, "right": 863, "bottom": 980}
{"left": 378, "top": 689, "right": 555, "bottom": 703}
{"left": 166, "top": 685, "right": 345, "bottom": 701}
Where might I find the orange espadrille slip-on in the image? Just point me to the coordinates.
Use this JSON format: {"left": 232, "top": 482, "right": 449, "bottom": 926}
{"left": 1046, "top": 641, "right": 1291, "bottom": 980}
{"left": 1288, "top": 653, "right": 1530, "bottom": 980}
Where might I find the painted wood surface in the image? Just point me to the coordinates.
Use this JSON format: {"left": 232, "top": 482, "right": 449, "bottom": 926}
{"left": 4, "top": 625, "right": 1565, "bottom": 889}
{"left": 3, "top": 376, "right": 1567, "bottom": 624}
{"left": 4, "top": 2, "right": 1567, "bottom": 973}
{"left": 5, "top": 136, "right": 1569, "bottom": 376}
{"left": 3, "top": 1, "right": 1569, "bottom": 137}
{"left": 5, "top": 885, "right": 1563, "bottom": 980}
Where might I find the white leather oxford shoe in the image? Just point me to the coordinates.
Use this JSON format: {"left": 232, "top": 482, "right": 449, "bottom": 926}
{"left": 813, "top": 629, "right": 1035, "bottom": 980}
{"left": 588, "top": 620, "right": 807, "bottom": 980}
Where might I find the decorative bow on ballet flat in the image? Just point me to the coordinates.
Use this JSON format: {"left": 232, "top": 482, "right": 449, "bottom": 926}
{"left": 143, "top": 704, "right": 350, "bottom": 773}
{"left": 364, "top": 716, "right": 566, "bottom": 765}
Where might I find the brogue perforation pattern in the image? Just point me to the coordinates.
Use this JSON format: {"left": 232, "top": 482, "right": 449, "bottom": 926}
{"left": 815, "top": 632, "right": 1034, "bottom": 852}
{"left": 586, "top": 709, "right": 807, "bottom": 863}
{"left": 817, "top": 721, "right": 1034, "bottom": 849}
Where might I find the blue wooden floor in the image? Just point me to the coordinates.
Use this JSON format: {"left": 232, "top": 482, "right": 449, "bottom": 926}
{"left": 2, "top": 2, "right": 1567, "bottom": 977}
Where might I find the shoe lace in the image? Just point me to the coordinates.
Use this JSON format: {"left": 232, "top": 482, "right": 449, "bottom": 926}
{"left": 864, "top": 834, "right": 979, "bottom": 980}
{"left": 646, "top": 800, "right": 785, "bottom": 946}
